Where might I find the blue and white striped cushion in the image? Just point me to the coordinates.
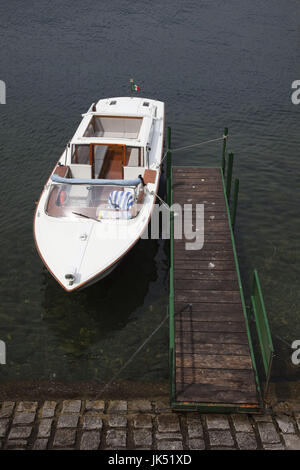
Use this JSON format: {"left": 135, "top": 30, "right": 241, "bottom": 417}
{"left": 108, "top": 190, "right": 134, "bottom": 211}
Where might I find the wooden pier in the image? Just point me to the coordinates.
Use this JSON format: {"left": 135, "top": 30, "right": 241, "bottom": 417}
{"left": 169, "top": 165, "right": 262, "bottom": 412}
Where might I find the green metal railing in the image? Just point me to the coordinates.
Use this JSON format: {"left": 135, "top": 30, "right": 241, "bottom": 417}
{"left": 230, "top": 178, "right": 239, "bottom": 231}
{"left": 221, "top": 171, "right": 263, "bottom": 410}
{"left": 250, "top": 270, "right": 274, "bottom": 398}
{"left": 222, "top": 127, "right": 228, "bottom": 175}
{"left": 222, "top": 131, "right": 239, "bottom": 232}
{"left": 167, "top": 126, "right": 175, "bottom": 403}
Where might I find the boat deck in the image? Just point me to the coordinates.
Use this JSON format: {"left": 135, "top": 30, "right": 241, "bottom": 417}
{"left": 170, "top": 166, "right": 260, "bottom": 412}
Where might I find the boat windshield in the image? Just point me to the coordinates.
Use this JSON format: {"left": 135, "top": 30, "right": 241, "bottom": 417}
{"left": 45, "top": 183, "right": 143, "bottom": 220}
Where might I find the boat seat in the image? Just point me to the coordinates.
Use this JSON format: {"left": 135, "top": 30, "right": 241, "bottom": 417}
{"left": 108, "top": 190, "right": 134, "bottom": 211}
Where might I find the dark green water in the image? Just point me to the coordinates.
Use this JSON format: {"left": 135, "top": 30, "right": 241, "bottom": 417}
{"left": 0, "top": 0, "right": 299, "bottom": 386}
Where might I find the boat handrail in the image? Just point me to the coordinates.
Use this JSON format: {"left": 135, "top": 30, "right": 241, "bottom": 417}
{"left": 51, "top": 174, "right": 142, "bottom": 187}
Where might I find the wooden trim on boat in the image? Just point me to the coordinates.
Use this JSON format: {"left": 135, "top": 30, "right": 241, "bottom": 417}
{"left": 54, "top": 165, "right": 69, "bottom": 178}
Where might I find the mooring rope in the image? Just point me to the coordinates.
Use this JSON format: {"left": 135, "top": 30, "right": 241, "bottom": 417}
{"left": 158, "top": 134, "right": 226, "bottom": 167}
{"left": 172, "top": 135, "right": 226, "bottom": 153}
{"left": 95, "top": 313, "right": 169, "bottom": 397}
{"left": 146, "top": 187, "right": 171, "bottom": 211}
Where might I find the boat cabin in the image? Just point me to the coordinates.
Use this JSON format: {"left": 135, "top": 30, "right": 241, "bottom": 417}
{"left": 45, "top": 110, "right": 157, "bottom": 221}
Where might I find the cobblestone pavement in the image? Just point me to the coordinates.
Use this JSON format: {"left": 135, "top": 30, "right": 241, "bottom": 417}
{"left": 1, "top": 399, "right": 300, "bottom": 450}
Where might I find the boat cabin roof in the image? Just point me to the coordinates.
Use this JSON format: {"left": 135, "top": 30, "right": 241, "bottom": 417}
{"left": 71, "top": 97, "right": 157, "bottom": 147}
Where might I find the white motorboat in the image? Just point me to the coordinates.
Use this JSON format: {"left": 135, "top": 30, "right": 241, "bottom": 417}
{"left": 34, "top": 96, "right": 165, "bottom": 291}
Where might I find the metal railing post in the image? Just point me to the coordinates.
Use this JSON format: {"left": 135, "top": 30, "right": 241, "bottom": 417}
{"left": 222, "top": 127, "right": 228, "bottom": 176}
{"left": 226, "top": 152, "right": 234, "bottom": 202}
{"left": 166, "top": 126, "right": 172, "bottom": 206}
{"left": 231, "top": 178, "right": 239, "bottom": 231}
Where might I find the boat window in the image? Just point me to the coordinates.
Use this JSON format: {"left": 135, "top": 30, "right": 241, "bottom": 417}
{"left": 125, "top": 147, "right": 144, "bottom": 167}
{"left": 71, "top": 145, "right": 90, "bottom": 164}
{"left": 45, "top": 183, "right": 143, "bottom": 220}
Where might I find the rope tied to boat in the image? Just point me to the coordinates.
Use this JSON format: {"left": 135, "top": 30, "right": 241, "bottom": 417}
{"left": 158, "top": 135, "right": 225, "bottom": 167}
{"left": 146, "top": 187, "right": 171, "bottom": 212}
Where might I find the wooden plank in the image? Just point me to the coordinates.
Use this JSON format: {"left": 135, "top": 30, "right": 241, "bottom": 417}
{"left": 174, "top": 279, "right": 238, "bottom": 291}
{"left": 173, "top": 167, "right": 221, "bottom": 175}
{"left": 174, "top": 251, "right": 235, "bottom": 261}
{"left": 179, "top": 212, "right": 228, "bottom": 221}
{"left": 176, "top": 342, "right": 250, "bottom": 356}
{"left": 175, "top": 309, "right": 244, "bottom": 323}
{"left": 175, "top": 385, "right": 258, "bottom": 404}
{"left": 175, "top": 237, "right": 232, "bottom": 246}
{"left": 174, "top": 270, "right": 237, "bottom": 281}
{"left": 182, "top": 221, "right": 230, "bottom": 231}
{"left": 174, "top": 177, "right": 222, "bottom": 184}
{"left": 174, "top": 199, "right": 226, "bottom": 208}
{"left": 174, "top": 241, "right": 233, "bottom": 251}
{"left": 174, "top": 302, "right": 243, "bottom": 314}
{"left": 173, "top": 261, "right": 236, "bottom": 270}
{"left": 174, "top": 331, "right": 249, "bottom": 345}
{"left": 175, "top": 290, "right": 242, "bottom": 303}
{"left": 173, "top": 184, "right": 223, "bottom": 192}
{"left": 175, "top": 320, "right": 246, "bottom": 333}
{"left": 175, "top": 367, "right": 256, "bottom": 387}
{"left": 175, "top": 353, "right": 253, "bottom": 370}
{"left": 173, "top": 188, "right": 225, "bottom": 196}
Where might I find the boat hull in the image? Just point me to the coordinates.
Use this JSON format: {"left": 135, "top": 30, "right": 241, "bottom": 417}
{"left": 78, "top": 258, "right": 121, "bottom": 289}
{"left": 34, "top": 96, "right": 165, "bottom": 292}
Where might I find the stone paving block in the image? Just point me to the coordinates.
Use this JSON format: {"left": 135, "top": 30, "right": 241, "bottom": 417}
{"left": 231, "top": 414, "right": 253, "bottom": 433}
{"left": 235, "top": 432, "right": 257, "bottom": 450}
{"left": 212, "top": 447, "right": 237, "bottom": 450}
{"left": 274, "top": 415, "right": 295, "bottom": 434}
{"left": 106, "top": 429, "right": 126, "bottom": 448}
{"left": 0, "top": 419, "right": 9, "bottom": 438}
{"left": 13, "top": 412, "right": 36, "bottom": 425}
{"left": 209, "top": 430, "right": 234, "bottom": 447}
{"left": 154, "top": 399, "right": 171, "bottom": 413}
{"left": 0, "top": 402, "right": 15, "bottom": 418}
{"left": 295, "top": 413, "right": 300, "bottom": 431}
{"left": 6, "top": 439, "right": 27, "bottom": 449}
{"left": 57, "top": 414, "right": 79, "bottom": 428}
{"left": 188, "top": 438, "right": 205, "bottom": 450}
{"left": 133, "top": 414, "right": 152, "bottom": 429}
{"left": 85, "top": 400, "right": 105, "bottom": 412}
{"left": 156, "top": 432, "right": 182, "bottom": 440}
{"left": 53, "top": 428, "right": 77, "bottom": 447}
{"left": 16, "top": 402, "right": 38, "bottom": 413}
{"left": 133, "top": 429, "right": 152, "bottom": 447}
{"left": 83, "top": 415, "right": 103, "bottom": 430}
{"left": 282, "top": 434, "right": 300, "bottom": 450}
{"left": 8, "top": 426, "right": 32, "bottom": 439}
{"left": 157, "top": 440, "right": 183, "bottom": 450}
{"left": 107, "top": 416, "right": 127, "bottom": 428}
{"left": 61, "top": 400, "right": 81, "bottom": 414}
{"left": 253, "top": 414, "right": 273, "bottom": 423}
{"left": 129, "top": 400, "right": 152, "bottom": 412}
{"left": 41, "top": 401, "right": 57, "bottom": 418}
{"left": 186, "top": 416, "right": 203, "bottom": 438}
{"left": 80, "top": 431, "right": 101, "bottom": 450}
{"left": 205, "top": 414, "right": 230, "bottom": 430}
{"left": 263, "top": 443, "right": 285, "bottom": 450}
{"left": 257, "top": 422, "right": 281, "bottom": 444}
{"left": 37, "top": 419, "right": 52, "bottom": 438}
{"left": 157, "top": 414, "right": 180, "bottom": 432}
{"left": 33, "top": 439, "right": 48, "bottom": 450}
{"left": 107, "top": 400, "right": 127, "bottom": 414}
